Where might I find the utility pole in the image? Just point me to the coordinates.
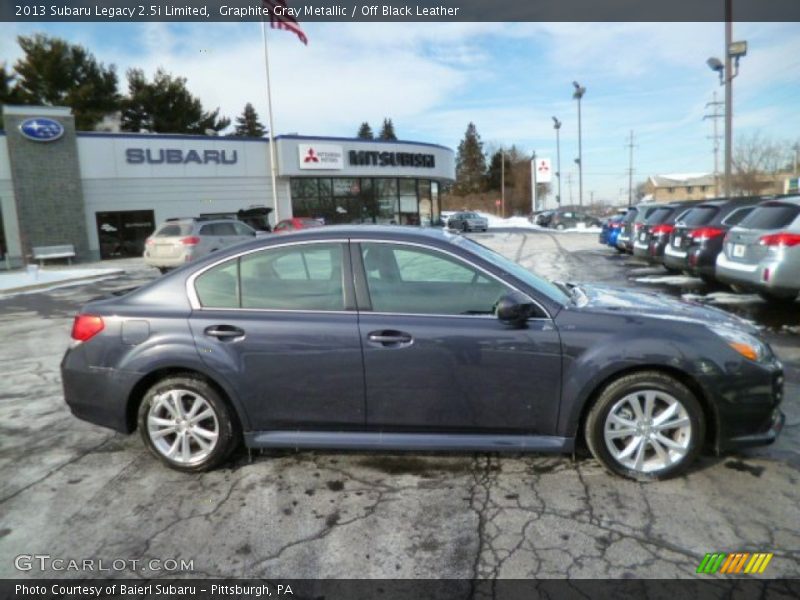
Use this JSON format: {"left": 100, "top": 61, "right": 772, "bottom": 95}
{"left": 723, "top": 0, "right": 733, "bottom": 196}
{"left": 567, "top": 172, "right": 574, "bottom": 205}
{"left": 626, "top": 130, "right": 636, "bottom": 207}
{"left": 500, "top": 149, "right": 505, "bottom": 218}
{"left": 531, "top": 150, "right": 538, "bottom": 214}
{"left": 704, "top": 91, "right": 724, "bottom": 197}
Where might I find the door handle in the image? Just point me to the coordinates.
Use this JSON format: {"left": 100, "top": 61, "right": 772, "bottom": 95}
{"left": 204, "top": 325, "right": 245, "bottom": 340}
{"left": 367, "top": 330, "right": 413, "bottom": 347}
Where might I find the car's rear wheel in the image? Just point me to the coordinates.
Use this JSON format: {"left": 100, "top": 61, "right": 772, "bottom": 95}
{"left": 556, "top": 223, "right": 566, "bottom": 231}
{"left": 585, "top": 371, "right": 704, "bottom": 481}
{"left": 138, "top": 375, "right": 239, "bottom": 472}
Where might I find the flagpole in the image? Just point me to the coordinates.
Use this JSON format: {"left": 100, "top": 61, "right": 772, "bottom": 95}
{"left": 261, "top": 19, "right": 280, "bottom": 224}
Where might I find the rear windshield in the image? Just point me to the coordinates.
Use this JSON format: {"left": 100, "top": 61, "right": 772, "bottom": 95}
{"left": 722, "top": 206, "right": 755, "bottom": 226}
{"left": 155, "top": 223, "right": 192, "bottom": 237}
{"left": 676, "top": 206, "right": 718, "bottom": 226}
{"left": 644, "top": 207, "right": 674, "bottom": 224}
{"left": 622, "top": 209, "right": 638, "bottom": 223}
{"left": 740, "top": 203, "right": 800, "bottom": 230}
{"left": 637, "top": 207, "right": 662, "bottom": 222}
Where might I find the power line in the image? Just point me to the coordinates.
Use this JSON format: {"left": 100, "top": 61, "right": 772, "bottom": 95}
{"left": 703, "top": 91, "right": 724, "bottom": 196}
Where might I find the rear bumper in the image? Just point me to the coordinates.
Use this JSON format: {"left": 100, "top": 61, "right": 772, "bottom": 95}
{"left": 144, "top": 253, "right": 191, "bottom": 268}
{"left": 61, "top": 346, "right": 139, "bottom": 433}
{"left": 663, "top": 244, "right": 688, "bottom": 270}
{"left": 715, "top": 253, "right": 798, "bottom": 293}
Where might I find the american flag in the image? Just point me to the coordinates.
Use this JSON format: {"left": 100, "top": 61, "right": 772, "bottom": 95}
{"left": 263, "top": 0, "right": 308, "bottom": 45}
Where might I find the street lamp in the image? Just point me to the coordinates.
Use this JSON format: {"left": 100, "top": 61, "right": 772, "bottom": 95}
{"left": 706, "top": 2, "right": 747, "bottom": 197}
{"left": 572, "top": 81, "right": 586, "bottom": 207}
{"left": 552, "top": 116, "right": 562, "bottom": 206}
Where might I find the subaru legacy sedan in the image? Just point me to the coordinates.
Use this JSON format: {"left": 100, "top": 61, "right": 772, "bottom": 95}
{"left": 62, "top": 226, "right": 784, "bottom": 481}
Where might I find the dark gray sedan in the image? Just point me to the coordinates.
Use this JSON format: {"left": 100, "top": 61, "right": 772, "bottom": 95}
{"left": 448, "top": 211, "right": 489, "bottom": 232}
{"left": 62, "top": 226, "right": 784, "bottom": 480}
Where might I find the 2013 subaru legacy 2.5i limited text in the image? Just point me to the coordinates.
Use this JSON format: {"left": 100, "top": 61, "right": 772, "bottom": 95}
{"left": 61, "top": 226, "right": 785, "bottom": 481}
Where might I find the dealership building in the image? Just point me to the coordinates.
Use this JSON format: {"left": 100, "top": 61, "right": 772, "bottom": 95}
{"left": 0, "top": 105, "right": 455, "bottom": 267}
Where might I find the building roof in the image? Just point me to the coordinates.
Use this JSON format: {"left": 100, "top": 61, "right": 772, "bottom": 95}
{"left": 648, "top": 173, "right": 716, "bottom": 187}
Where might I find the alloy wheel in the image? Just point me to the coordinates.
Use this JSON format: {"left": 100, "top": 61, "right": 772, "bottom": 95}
{"left": 147, "top": 389, "right": 220, "bottom": 465}
{"left": 603, "top": 390, "right": 692, "bottom": 474}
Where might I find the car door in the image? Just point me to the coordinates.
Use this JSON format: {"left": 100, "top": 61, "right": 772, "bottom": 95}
{"left": 354, "top": 241, "right": 562, "bottom": 435}
{"left": 188, "top": 240, "right": 365, "bottom": 430}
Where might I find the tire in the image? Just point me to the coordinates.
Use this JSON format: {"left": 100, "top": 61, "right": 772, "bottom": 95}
{"left": 138, "top": 375, "right": 239, "bottom": 472}
{"left": 757, "top": 290, "right": 798, "bottom": 303}
{"left": 157, "top": 267, "right": 170, "bottom": 275}
{"left": 556, "top": 223, "right": 566, "bottom": 231}
{"left": 462, "top": 223, "right": 469, "bottom": 233}
{"left": 584, "top": 371, "right": 705, "bottom": 481}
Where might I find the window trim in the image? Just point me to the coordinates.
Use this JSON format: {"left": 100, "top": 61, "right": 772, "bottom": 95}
{"left": 350, "top": 239, "right": 552, "bottom": 320}
{"left": 186, "top": 239, "right": 354, "bottom": 312}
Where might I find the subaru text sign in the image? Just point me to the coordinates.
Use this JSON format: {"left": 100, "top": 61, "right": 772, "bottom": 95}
{"left": 298, "top": 144, "right": 343, "bottom": 170}
{"left": 18, "top": 118, "right": 65, "bottom": 142}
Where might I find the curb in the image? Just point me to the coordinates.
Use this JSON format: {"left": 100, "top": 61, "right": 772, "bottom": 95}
{"left": 0, "top": 270, "right": 125, "bottom": 295}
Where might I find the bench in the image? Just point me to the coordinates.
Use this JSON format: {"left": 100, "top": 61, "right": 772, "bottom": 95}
{"left": 32, "top": 244, "right": 76, "bottom": 266}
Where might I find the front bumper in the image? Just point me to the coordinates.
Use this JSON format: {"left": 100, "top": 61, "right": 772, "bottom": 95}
{"left": 718, "top": 409, "right": 785, "bottom": 452}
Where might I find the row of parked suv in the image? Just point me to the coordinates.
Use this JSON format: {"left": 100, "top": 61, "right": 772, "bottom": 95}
{"left": 600, "top": 196, "right": 800, "bottom": 302}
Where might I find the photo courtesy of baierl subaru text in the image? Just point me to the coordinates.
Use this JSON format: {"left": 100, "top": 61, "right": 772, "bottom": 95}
{"left": 1, "top": 1, "right": 799, "bottom": 598}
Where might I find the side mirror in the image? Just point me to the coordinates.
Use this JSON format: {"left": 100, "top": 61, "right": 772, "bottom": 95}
{"left": 495, "top": 292, "right": 535, "bottom": 326}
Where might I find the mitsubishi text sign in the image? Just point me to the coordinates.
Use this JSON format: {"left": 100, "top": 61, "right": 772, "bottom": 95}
{"left": 534, "top": 158, "right": 552, "bottom": 183}
{"left": 298, "top": 144, "right": 344, "bottom": 170}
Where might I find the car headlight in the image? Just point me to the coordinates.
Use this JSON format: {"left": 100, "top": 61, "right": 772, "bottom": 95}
{"left": 708, "top": 324, "right": 769, "bottom": 362}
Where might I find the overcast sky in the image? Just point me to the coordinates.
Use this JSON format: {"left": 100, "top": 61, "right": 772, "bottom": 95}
{"left": 2, "top": 21, "right": 799, "bottom": 202}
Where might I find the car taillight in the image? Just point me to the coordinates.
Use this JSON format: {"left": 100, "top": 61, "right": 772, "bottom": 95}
{"left": 634, "top": 223, "right": 643, "bottom": 231}
{"left": 651, "top": 224, "right": 674, "bottom": 236}
{"left": 690, "top": 227, "right": 725, "bottom": 241}
{"left": 145, "top": 238, "right": 154, "bottom": 245}
{"left": 181, "top": 236, "right": 200, "bottom": 246}
{"left": 71, "top": 315, "right": 104, "bottom": 342}
{"left": 759, "top": 232, "right": 800, "bottom": 247}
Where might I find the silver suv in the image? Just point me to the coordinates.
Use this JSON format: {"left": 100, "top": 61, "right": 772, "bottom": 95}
{"left": 715, "top": 196, "right": 800, "bottom": 302}
{"left": 144, "top": 218, "right": 256, "bottom": 273}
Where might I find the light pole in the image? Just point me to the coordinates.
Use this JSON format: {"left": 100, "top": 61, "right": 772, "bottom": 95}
{"left": 500, "top": 149, "right": 505, "bottom": 218}
{"left": 552, "top": 116, "right": 562, "bottom": 206}
{"left": 531, "top": 150, "right": 537, "bottom": 214}
{"left": 706, "top": 1, "right": 746, "bottom": 196}
{"left": 572, "top": 81, "right": 586, "bottom": 207}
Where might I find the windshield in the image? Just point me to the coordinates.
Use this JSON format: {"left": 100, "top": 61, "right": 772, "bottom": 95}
{"left": 740, "top": 203, "right": 800, "bottom": 229}
{"left": 677, "top": 206, "right": 718, "bottom": 226}
{"left": 452, "top": 236, "right": 571, "bottom": 306}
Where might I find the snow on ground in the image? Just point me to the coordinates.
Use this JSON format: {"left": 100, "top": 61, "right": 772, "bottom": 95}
{"left": 0, "top": 267, "right": 123, "bottom": 295}
{"left": 633, "top": 275, "right": 702, "bottom": 286}
{"left": 473, "top": 212, "right": 601, "bottom": 233}
{"left": 682, "top": 292, "right": 765, "bottom": 306}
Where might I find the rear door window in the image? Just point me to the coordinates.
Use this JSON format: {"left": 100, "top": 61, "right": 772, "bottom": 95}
{"left": 740, "top": 204, "right": 800, "bottom": 229}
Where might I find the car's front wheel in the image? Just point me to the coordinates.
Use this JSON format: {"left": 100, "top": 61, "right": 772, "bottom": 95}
{"left": 585, "top": 371, "right": 704, "bottom": 481}
{"left": 138, "top": 375, "right": 239, "bottom": 472}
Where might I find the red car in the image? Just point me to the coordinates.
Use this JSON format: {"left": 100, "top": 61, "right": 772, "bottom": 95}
{"left": 273, "top": 218, "right": 324, "bottom": 234}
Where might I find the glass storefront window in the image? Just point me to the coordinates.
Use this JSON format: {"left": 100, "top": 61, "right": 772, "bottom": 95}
{"left": 398, "top": 179, "right": 419, "bottom": 225}
{"left": 374, "top": 178, "right": 399, "bottom": 224}
{"left": 418, "top": 180, "right": 432, "bottom": 226}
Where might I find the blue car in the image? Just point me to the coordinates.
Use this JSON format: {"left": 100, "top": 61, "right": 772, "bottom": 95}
{"left": 600, "top": 214, "right": 625, "bottom": 248}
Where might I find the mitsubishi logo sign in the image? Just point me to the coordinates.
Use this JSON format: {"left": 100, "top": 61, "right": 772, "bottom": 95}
{"left": 534, "top": 158, "right": 552, "bottom": 183}
{"left": 298, "top": 144, "right": 343, "bottom": 170}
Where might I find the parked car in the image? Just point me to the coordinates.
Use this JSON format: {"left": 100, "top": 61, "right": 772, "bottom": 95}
{"left": 599, "top": 214, "right": 625, "bottom": 247}
{"left": 617, "top": 203, "right": 660, "bottom": 253}
{"left": 662, "top": 198, "right": 761, "bottom": 280}
{"left": 531, "top": 210, "right": 555, "bottom": 227}
{"left": 439, "top": 211, "right": 456, "bottom": 227}
{"left": 63, "top": 226, "right": 784, "bottom": 481}
{"left": 273, "top": 217, "right": 324, "bottom": 233}
{"left": 549, "top": 210, "right": 601, "bottom": 231}
{"left": 632, "top": 201, "right": 701, "bottom": 266}
{"left": 448, "top": 211, "right": 489, "bottom": 232}
{"left": 715, "top": 197, "right": 800, "bottom": 301}
{"left": 143, "top": 218, "right": 256, "bottom": 274}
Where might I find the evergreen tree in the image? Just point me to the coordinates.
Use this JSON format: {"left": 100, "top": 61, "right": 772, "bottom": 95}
{"left": 0, "top": 63, "right": 24, "bottom": 129}
{"left": 120, "top": 68, "right": 230, "bottom": 134}
{"left": 378, "top": 118, "right": 397, "bottom": 141}
{"left": 12, "top": 34, "right": 120, "bottom": 130}
{"left": 486, "top": 149, "right": 514, "bottom": 191}
{"left": 356, "top": 121, "right": 374, "bottom": 139}
{"left": 454, "top": 122, "right": 487, "bottom": 195}
{"left": 233, "top": 102, "right": 266, "bottom": 137}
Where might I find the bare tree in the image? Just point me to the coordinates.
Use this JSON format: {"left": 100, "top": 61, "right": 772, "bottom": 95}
{"left": 731, "top": 132, "right": 790, "bottom": 195}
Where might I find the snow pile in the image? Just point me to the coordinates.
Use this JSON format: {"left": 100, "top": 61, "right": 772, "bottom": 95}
{"left": 682, "top": 292, "right": 764, "bottom": 306}
{"left": 0, "top": 267, "right": 123, "bottom": 295}
{"left": 472, "top": 212, "right": 601, "bottom": 233}
{"left": 633, "top": 274, "right": 702, "bottom": 286}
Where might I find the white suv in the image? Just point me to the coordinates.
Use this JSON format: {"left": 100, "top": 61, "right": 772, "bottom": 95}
{"left": 144, "top": 218, "right": 256, "bottom": 273}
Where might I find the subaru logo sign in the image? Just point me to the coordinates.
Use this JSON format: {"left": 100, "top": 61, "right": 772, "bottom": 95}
{"left": 18, "top": 118, "right": 65, "bottom": 142}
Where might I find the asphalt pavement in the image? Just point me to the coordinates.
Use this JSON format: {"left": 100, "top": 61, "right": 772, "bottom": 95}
{"left": 0, "top": 234, "right": 797, "bottom": 579}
